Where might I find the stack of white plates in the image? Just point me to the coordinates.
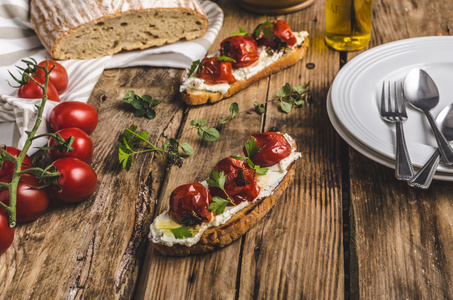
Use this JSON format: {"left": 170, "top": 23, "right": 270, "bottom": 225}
{"left": 327, "top": 36, "right": 453, "bottom": 181}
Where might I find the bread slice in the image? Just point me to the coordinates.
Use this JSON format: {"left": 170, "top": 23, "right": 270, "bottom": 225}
{"left": 150, "top": 134, "right": 300, "bottom": 257}
{"left": 181, "top": 37, "right": 309, "bottom": 106}
{"left": 151, "top": 162, "right": 296, "bottom": 256}
{"left": 30, "top": 0, "right": 208, "bottom": 60}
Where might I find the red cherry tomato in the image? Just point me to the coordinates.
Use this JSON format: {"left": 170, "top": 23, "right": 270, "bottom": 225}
{"left": 0, "top": 174, "right": 49, "bottom": 223}
{"left": 0, "top": 146, "right": 32, "bottom": 179}
{"left": 17, "top": 74, "right": 60, "bottom": 102}
{"left": 49, "top": 158, "right": 97, "bottom": 203}
{"left": 36, "top": 60, "right": 68, "bottom": 94}
{"left": 209, "top": 157, "right": 259, "bottom": 205}
{"left": 48, "top": 127, "right": 93, "bottom": 163}
{"left": 48, "top": 101, "right": 98, "bottom": 134}
{"left": 220, "top": 35, "right": 259, "bottom": 68}
{"left": 198, "top": 57, "right": 236, "bottom": 84}
{"left": 273, "top": 20, "right": 297, "bottom": 47}
{"left": 246, "top": 132, "right": 292, "bottom": 167}
{"left": 254, "top": 20, "right": 297, "bottom": 49}
{"left": 0, "top": 209, "right": 14, "bottom": 255}
{"left": 169, "top": 182, "right": 214, "bottom": 226}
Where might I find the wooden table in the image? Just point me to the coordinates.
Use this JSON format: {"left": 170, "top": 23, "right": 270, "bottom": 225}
{"left": 2, "top": 0, "right": 453, "bottom": 299}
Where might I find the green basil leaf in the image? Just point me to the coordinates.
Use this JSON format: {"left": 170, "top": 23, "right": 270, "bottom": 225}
{"left": 169, "top": 226, "right": 193, "bottom": 239}
{"left": 280, "top": 101, "right": 292, "bottom": 113}
{"left": 180, "top": 142, "right": 193, "bottom": 155}
{"left": 203, "top": 128, "right": 220, "bottom": 141}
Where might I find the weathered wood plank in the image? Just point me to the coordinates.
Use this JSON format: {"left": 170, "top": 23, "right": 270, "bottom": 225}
{"left": 0, "top": 67, "right": 185, "bottom": 299}
{"left": 137, "top": 1, "right": 344, "bottom": 299}
{"left": 136, "top": 58, "right": 269, "bottom": 300}
{"left": 348, "top": 0, "right": 453, "bottom": 298}
{"left": 237, "top": 0, "right": 343, "bottom": 298}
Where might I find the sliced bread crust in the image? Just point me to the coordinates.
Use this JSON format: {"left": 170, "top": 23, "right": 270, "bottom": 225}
{"left": 181, "top": 37, "right": 309, "bottom": 106}
{"left": 30, "top": 0, "right": 209, "bottom": 60}
{"left": 151, "top": 161, "right": 296, "bottom": 256}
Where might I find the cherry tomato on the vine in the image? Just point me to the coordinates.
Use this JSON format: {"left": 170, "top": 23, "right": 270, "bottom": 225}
{"left": 36, "top": 60, "right": 68, "bottom": 94}
{"left": 220, "top": 35, "right": 259, "bottom": 68}
{"left": 169, "top": 182, "right": 214, "bottom": 226}
{"left": 245, "top": 132, "right": 292, "bottom": 167}
{"left": 0, "top": 146, "right": 32, "bottom": 180}
{"left": 0, "top": 174, "right": 50, "bottom": 223}
{"left": 47, "top": 127, "right": 93, "bottom": 163}
{"left": 0, "top": 209, "right": 14, "bottom": 255}
{"left": 209, "top": 157, "right": 259, "bottom": 205}
{"left": 17, "top": 74, "right": 60, "bottom": 102}
{"left": 48, "top": 101, "right": 98, "bottom": 134}
{"left": 198, "top": 57, "right": 236, "bottom": 84}
{"left": 49, "top": 158, "right": 97, "bottom": 203}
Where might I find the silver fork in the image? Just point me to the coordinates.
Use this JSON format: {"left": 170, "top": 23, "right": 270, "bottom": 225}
{"left": 380, "top": 81, "right": 415, "bottom": 180}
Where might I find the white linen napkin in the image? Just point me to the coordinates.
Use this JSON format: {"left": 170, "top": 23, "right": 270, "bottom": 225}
{"left": 0, "top": 0, "right": 223, "bottom": 154}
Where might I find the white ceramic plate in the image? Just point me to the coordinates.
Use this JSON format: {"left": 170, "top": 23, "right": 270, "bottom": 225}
{"left": 327, "top": 88, "right": 453, "bottom": 181}
{"left": 329, "top": 36, "right": 453, "bottom": 177}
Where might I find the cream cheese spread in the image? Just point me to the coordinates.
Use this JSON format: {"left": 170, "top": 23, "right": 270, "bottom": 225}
{"left": 149, "top": 133, "right": 301, "bottom": 247}
{"left": 179, "top": 31, "right": 309, "bottom": 94}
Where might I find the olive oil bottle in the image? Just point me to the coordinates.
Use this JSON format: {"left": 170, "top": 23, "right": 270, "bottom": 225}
{"left": 325, "top": 0, "right": 373, "bottom": 51}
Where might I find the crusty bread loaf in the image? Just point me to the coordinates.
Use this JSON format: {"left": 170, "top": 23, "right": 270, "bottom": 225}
{"left": 150, "top": 160, "right": 297, "bottom": 256}
{"left": 181, "top": 37, "right": 309, "bottom": 105}
{"left": 30, "top": 0, "right": 209, "bottom": 60}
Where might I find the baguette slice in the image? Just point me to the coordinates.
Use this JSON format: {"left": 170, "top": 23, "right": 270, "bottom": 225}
{"left": 181, "top": 36, "right": 309, "bottom": 106}
{"left": 150, "top": 139, "right": 299, "bottom": 256}
{"left": 30, "top": 0, "right": 208, "bottom": 60}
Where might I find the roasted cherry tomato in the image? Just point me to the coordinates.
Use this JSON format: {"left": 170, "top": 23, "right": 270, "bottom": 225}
{"left": 0, "top": 146, "right": 32, "bottom": 179}
{"left": 245, "top": 132, "right": 292, "bottom": 167}
{"left": 0, "top": 209, "right": 14, "bottom": 255}
{"left": 48, "top": 101, "right": 98, "bottom": 134}
{"left": 0, "top": 174, "right": 50, "bottom": 223}
{"left": 220, "top": 35, "right": 259, "bottom": 68}
{"left": 17, "top": 74, "right": 60, "bottom": 102}
{"left": 198, "top": 57, "right": 236, "bottom": 84}
{"left": 169, "top": 182, "right": 214, "bottom": 226}
{"left": 47, "top": 127, "right": 93, "bottom": 163}
{"left": 209, "top": 157, "right": 259, "bottom": 205}
{"left": 36, "top": 60, "right": 68, "bottom": 94}
{"left": 49, "top": 158, "right": 97, "bottom": 203}
{"left": 253, "top": 20, "right": 297, "bottom": 49}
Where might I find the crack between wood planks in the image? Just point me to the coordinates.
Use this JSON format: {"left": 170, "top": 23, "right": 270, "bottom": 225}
{"left": 114, "top": 173, "right": 153, "bottom": 291}
{"left": 260, "top": 77, "right": 272, "bottom": 133}
{"left": 338, "top": 51, "right": 356, "bottom": 300}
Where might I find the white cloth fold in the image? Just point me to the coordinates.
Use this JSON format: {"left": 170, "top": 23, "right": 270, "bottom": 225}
{"left": 0, "top": 0, "right": 223, "bottom": 154}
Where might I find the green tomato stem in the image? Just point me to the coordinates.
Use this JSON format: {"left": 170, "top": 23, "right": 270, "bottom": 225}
{"left": 5, "top": 59, "right": 51, "bottom": 228}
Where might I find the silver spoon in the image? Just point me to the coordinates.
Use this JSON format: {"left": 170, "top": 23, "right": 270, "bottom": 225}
{"left": 408, "top": 103, "right": 453, "bottom": 189}
{"left": 403, "top": 68, "right": 453, "bottom": 165}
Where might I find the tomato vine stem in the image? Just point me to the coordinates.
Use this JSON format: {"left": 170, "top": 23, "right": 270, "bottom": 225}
{"left": 1, "top": 59, "right": 53, "bottom": 228}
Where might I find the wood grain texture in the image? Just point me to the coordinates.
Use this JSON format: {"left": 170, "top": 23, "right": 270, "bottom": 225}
{"left": 237, "top": 0, "right": 344, "bottom": 298}
{"left": 3, "top": 0, "right": 452, "bottom": 299}
{"left": 0, "top": 67, "right": 185, "bottom": 299}
{"left": 347, "top": 0, "right": 453, "bottom": 299}
{"left": 137, "top": 0, "right": 343, "bottom": 299}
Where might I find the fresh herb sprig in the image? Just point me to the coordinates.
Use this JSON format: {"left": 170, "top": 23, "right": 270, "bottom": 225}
{"left": 253, "top": 19, "right": 274, "bottom": 39}
{"left": 189, "top": 119, "right": 220, "bottom": 142}
{"left": 207, "top": 170, "right": 236, "bottom": 215}
{"left": 232, "top": 27, "right": 248, "bottom": 36}
{"left": 231, "top": 137, "right": 268, "bottom": 175}
{"left": 189, "top": 102, "right": 239, "bottom": 142}
{"left": 167, "top": 226, "right": 193, "bottom": 239}
{"left": 219, "top": 102, "right": 239, "bottom": 124}
{"left": 123, "top": 91, "right": 162, "bottom": 119}
{"left": 117, "top": 125, "right": 193, "bottom": 170}
{"left": 277, "top": 82, "right": 310, "bottom": 113}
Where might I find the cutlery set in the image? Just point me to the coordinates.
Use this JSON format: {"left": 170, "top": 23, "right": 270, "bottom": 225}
{"left": 380, "top": 68, "right": 453, "bottom": 189}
